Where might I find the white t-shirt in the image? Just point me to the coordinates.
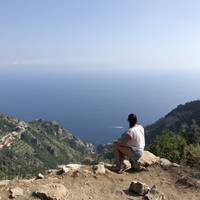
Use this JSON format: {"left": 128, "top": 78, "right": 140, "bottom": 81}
{"left": 126, "top": 124, "right": 145, "bottom": 150}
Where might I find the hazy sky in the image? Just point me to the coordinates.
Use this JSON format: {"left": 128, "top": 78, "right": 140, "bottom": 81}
{"left": 1, "top": 0, "right": 200, "bottom": 72}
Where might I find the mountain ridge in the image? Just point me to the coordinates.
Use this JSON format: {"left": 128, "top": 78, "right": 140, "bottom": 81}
{"left": 145, "top": 100, "right": 200, "bottom": 144}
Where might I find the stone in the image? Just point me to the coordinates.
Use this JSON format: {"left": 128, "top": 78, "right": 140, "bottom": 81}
{"left": 123, "top": 160, "right": 132, "bottom": 168}
{"left": 83, "top": 169, "right": 92, "bottom": 175}
{"left": 57, "top": 164, "right": 80, "bottom": 174}
{"left": 10, "top": 187, "right": 23, "bottom": 198}
{"left": 48, "top": 169, "right": 58, "bottom": 174}
{"left": 37, "top": 173, "right": 44, "bottom": 179}
{"left": 93, "top": 164, "right": 106, "bottom": 174}
{"left": 138, "top": 151, "right": 160, "bottom": 167}
{"left": 104, "top": 163, "right": 112, "bottom": 168}
{"left": 145, "top": 185, "right": 165, "bottom": 200}
{"left": 159, "top": 158, "right": 172, "bottom": 169}
{"left": 33, "top": 183, "right": 67, "bottom": 200}
{"left": 61, "top": 166, "right": 70, "bottom": 174}
{"left": 0, "top": 180, "right": 10, "bottom": 186}
{"left": 129, "top": 181, "right": 149, "bottom": 195}
{"left": 58, "top": 164, "right": 82, "bottom": 173}
{"left": 66, "top": 164, "right": 82, "bottom": 170}
{"left": 57, "top": 164, "right": 66, "bottom": 169}
{"left": 172, "top": 163, "right": 180, "bottom": 167}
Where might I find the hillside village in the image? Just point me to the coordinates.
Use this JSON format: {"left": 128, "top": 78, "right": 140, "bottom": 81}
{"left": 0, "top": 121, "right": 27, "bottom": 150}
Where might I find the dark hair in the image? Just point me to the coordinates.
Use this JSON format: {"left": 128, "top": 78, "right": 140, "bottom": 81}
{"left": 128, "top": 113, "right": 137, "bottom": 127}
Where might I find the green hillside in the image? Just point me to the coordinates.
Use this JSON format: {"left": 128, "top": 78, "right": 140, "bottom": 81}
{"left": 145, "top": 100, "right": 200, "bottom": 144}
{"left": 95, "top": 100, "right": 200, "bottom": 170}
{"left": 0, "top": 115, "right": 92, "bottom": 179}
{"left": 145, "top": 100, "right": 200, "bottom": 169}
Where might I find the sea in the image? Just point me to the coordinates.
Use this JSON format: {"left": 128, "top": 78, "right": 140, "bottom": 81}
{"left": 0, "top": 66, "right": 200, "bottom": 145}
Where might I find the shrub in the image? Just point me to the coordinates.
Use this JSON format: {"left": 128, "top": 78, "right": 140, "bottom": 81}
{"left": 185, "top": 144, "right": 200, "bottom": 169}
{"left": 148, "top": 130, "right": 187, "bottom": 163}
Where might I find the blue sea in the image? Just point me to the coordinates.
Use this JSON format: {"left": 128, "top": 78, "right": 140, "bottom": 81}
{"left": 0, "top": 67, "right": 199, "bottom": 145}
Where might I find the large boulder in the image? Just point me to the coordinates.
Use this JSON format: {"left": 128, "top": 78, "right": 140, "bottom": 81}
{"left": 138, "top": 151, "right": 160, "bottom": 166}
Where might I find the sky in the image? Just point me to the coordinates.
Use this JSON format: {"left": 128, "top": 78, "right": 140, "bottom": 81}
{"left": 0, "top": 0, "right": 200, "bottom": 73}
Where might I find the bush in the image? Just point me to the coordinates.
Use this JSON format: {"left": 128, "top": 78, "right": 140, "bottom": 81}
{"left": 185, "top": 144, "right": 200, "bottom": 169}
{"left": 179, "top": 120, "right": 200, "bottom": 144}
{"left": 148, "top": 130, "right": 187, "bottom": 163}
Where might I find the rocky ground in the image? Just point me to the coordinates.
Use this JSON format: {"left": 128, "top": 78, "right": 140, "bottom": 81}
{"left": 0, "top": 151, "right": 200, "bottom": 200}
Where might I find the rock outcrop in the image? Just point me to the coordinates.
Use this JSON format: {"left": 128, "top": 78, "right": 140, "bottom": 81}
{"left": 138, "top": 151, "right": 180, "bottom": 169}
{"left": 138, "top": 151, "right": 160, "bottom": 166}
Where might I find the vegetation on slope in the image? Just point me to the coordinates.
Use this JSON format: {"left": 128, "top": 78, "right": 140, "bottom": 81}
{"left": 1, "top": 100, "right": 200, "bottom": 179}
{"left": 0, "top": 115, "right": 92, "bottom": 179}
{"left": 145, "top": 100, "right": 200, "bottom": 144}
{"left": 96, "top": 101, "right": 200, "bottom": 171}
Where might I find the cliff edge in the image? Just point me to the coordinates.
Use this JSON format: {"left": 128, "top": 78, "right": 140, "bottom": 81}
{"left": 0, "top": 151, "right": 199, "bottom": 200}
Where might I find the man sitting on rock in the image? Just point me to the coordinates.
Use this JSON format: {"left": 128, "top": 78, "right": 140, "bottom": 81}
{"left": 113, "top": 113, "right": 145, "bottom": 173}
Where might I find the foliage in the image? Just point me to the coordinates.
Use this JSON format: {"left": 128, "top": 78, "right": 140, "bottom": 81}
{"left": 0, "top": 115, "right": 19, "bottom": 135}
{"left": 148, "top": 127, "right": 200, "bottom": 170}
{"left": 94, "top": 143, "right": 114, "bottom": 164}
{"left": 0, "top": 116, "right": 91, "bottom": 179}
{"left": 148, "top": 130, "right": 187, "bottom": 163}
{"left": 145, "top": 100, "right": 200, "bottom": 144}
{"left": 179, "top": 120, "right": 200, "bottom": 144}
{"left": 185, "top": 144, "right": 200, "bottom": 169}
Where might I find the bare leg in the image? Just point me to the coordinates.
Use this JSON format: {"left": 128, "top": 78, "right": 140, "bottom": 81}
{"left": 113, "top": 142, "right": 124, "bottom": 168}
{"left": 113, "top": 142, "right": 134, "bottom": 168}
{"left": 116, "top": 145, "right": 133, "bottom": 161}
{"left": 118, "top": 146, "right": 144, "bottom": 170}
